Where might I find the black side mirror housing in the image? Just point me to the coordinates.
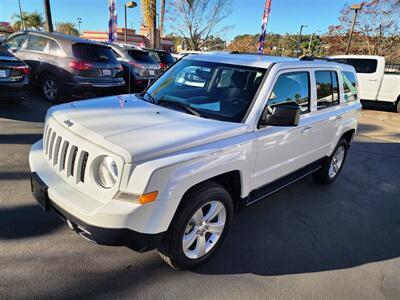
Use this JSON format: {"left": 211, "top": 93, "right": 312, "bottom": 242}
{"left": 259, "top": 103, "right": 301, "bottom": 127}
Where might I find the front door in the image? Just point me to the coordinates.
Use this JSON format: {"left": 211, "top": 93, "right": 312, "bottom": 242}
{"left": 252, "top": 69, "right": 316, "bottom": 191}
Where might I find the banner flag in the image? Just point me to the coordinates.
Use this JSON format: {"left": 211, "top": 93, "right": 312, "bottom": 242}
{"left": 258, "top": 0, "right": 272, "bottom": 54}
{"left": 108, "top": 0, "right": 117, "bottom": 42}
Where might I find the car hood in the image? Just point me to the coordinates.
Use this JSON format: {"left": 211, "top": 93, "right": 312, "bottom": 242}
{"left": 50, "top": 95, "right": 247, "bottom": 163}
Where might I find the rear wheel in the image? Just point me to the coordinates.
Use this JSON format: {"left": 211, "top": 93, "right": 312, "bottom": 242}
{"left": 157, "top": 182, "right": 233, "bottom": 270}
{"left": 42, "top": 75, "right": 60, "bottom": 103}
{"left": 396, "top": 99, "right": 400, "bottom": 113}
{"left": 313, "top": 139, "right": 348, "bottom": 184}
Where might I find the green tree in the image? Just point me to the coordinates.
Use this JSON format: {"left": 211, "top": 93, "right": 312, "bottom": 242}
{"left": 12, "top": 11, "right": 44, "bottom": 31}
{"left": 56, "top": 22, "right": 79, "bottom": 36}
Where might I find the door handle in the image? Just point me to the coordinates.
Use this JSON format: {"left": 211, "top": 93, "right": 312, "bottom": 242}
{"left": 336, "top": 116, "right": 343, "bottom": 120}
{"left": 301, "top": 126, "right": 312, "bottom": 134}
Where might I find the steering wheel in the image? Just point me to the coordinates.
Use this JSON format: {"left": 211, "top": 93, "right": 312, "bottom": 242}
{"left": 226, "top": 98, "right": 248, "bottom": 106}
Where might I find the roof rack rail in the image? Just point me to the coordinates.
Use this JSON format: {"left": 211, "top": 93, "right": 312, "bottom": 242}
{"left": 230, "top": 51, "right": 273, "bottom": 56}
{"left": 300, "top": 56, "right": 334, "bottom": 61}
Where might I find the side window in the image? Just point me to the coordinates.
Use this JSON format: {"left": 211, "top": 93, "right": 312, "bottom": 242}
{"left": 345, "top": 59, "right": 377, "bottom": 74}
{"left": 315, "top": 71, "right": 339, "bottom": 109}
{"left": 25, "top": 35, "right": 49, "bottom": 52}
{"left": 342, "top": 71, "right": 358, "bottom": 102}
{"left": 5, "top": 34, "right": 28, "bottom": 50}
{"left": 49, "top": 40, "right": 63, "bottom": 56}
{"left": 217, "top": 68, "right": 235, "bottom": 88}
{"left": 268, "top": 71, "right": 310, "bottom": 113}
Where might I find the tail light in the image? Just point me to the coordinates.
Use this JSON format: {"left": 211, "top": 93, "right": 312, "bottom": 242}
{"left": 14, "top": 65, "right": 30, "bottom": 74}
{"left": 69, "top": 60, "right": 93, "bottom": 71}
{"left": 160, "top": 62, "right": 167, "bottom": 70}
{"left": 128, "top": 61, "right": 143, "bottom": 69}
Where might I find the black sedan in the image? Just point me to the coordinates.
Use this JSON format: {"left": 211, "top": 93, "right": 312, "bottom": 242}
{"left": 0, "top": 49, "right": 29, "bottom": 104}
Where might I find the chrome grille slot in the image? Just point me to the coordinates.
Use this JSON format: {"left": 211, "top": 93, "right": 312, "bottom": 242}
{"left": 68, "top": 146, "right": 78, "bottom": 177}
{"left": 79, "top": 151, "right": 89, "bottom": 183}
{"left": 60, "top": 141, "right": 69, "bottom": 171}
{"left": 43, "top": 124, "right": 49, "bottom": 146}
{"left": 45, "top": 128, "right": 52, "bottom": 155}
{"left": 53, "top": 136, "right": 62, "bottom": 165}
{"left": 48, "top": 131, "right": 56, "bottom": 160}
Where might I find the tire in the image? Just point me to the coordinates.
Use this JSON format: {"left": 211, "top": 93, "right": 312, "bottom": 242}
{"left": 157, "top": 181, "right": 233, "bottom": 270}
{"left": 313, "top": 138, "right": 348, "bottom": 184}
{"left": 41, "top": 75, "right": 60, "bottom": 103}
{"left": 396, "top": 99, "right": 400, "bottom": 113}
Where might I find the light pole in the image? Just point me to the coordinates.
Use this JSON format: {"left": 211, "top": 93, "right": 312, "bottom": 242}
{"left": 296, "top": 24, "right": 307, "bottom": 57}
{"left": 346, "top": 3, "right": 362, "bottom": 54}
{"left": 18, "top": 0, "right": 25, "bottom": 30}
{"left": 77, "top": 17, "right": 82, "bottom": 35}
{"left": 124, "top": 1, "right": 137, "bottom": 44}
{"left": 43, "top": 0, "right": 53, "bottom": 32}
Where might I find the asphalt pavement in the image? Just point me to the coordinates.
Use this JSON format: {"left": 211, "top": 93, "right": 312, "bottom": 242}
{"left": 1, "top": 97, "right": 400, "bottom": 299}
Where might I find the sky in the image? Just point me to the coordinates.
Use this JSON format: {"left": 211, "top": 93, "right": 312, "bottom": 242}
{"left": 0, "top": 0, "right": 351, "bottom": 41}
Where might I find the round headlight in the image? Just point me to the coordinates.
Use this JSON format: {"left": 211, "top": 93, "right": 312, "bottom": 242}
{"left": 97, "top": 156, "right": 118, "bottom": 189}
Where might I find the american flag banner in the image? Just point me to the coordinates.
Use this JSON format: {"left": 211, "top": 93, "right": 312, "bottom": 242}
{"left": 258, "top": 0, "right": 272, "bottom": 54}
{"left": 108, "top": 0, "right": 118, "bottom": 42}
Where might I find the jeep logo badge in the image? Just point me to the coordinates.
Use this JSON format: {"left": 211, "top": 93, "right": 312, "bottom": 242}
{"left": 64, "top": 120, "right": 74, "bottom": 127}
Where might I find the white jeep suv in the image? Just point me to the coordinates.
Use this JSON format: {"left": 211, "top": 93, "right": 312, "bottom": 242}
{"left": 30, "top": 54, "right": 361, "bottom": 269}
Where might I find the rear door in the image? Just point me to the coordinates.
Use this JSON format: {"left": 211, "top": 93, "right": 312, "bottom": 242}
{"left": 21, "top": 34, "right": 50, "bottom": 77}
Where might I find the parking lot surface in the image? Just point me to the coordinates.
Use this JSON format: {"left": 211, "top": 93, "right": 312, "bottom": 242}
{"left": 1, "top": 97, "right": 400, "bottom": 299}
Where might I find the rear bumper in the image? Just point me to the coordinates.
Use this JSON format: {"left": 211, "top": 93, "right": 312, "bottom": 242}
{"left": 64, "top": 79, "right": 125, "bottom": 95}
{"left": 0, "top": 82, "right": 29, "bottom": 100}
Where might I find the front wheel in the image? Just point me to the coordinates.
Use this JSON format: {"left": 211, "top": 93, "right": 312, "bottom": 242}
{"left": 157, "top": 182, "right": 233, "bottom": 270}
{"left": 313, "top": 138, "right": 348, "bottom": 184}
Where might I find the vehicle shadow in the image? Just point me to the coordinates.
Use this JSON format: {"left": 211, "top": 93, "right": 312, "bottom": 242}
{"left": 0, "top": 204, "right": 62, "bottom": 240}
{"left": 0, "top": 133, "right": 42, "bottom": 144}
{"left": 194, "top": 140, "right": 400, "bottom": 276}
{"left": 0, "top": 95, "right": 52, "bottom": 123}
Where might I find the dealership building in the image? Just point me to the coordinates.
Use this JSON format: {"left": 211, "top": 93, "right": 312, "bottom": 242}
{"left": 80, "top": 25, "right": 174, "bottom": 51}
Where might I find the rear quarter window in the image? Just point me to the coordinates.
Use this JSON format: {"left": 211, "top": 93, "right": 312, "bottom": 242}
{"left": 72, "top": 44, "right": 117, "bottom": 63}
{"left": 342, "top": 71, "right": 358, "bottom": 102}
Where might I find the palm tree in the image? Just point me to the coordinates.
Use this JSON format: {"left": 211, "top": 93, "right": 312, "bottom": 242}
{"left": 12, "top": 11, "right": 44, "bottom": 31}
{"left": 141, "top": 0, "right": 156, "bottom": 47}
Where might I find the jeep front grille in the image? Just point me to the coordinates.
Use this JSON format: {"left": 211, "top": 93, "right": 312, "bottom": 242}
{"left": 43, "top": 125, "right": 89, "bottom": 183}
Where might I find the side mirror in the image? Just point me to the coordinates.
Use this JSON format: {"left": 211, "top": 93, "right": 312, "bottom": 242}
{"left": 259, "top": 103, "right": 301, "bottom": 127}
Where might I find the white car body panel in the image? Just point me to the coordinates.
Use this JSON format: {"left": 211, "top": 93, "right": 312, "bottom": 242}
{"left": 330, "top": 55, "right": 400, "bottom": 104}
{"left": 30, "top": 54, "right": 361, "bottom": 237}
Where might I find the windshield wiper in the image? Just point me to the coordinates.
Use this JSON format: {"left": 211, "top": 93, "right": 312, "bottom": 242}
{"left": 157, "top": 99, "right": 203, "bottom": 117}
{"left": 139, "top": 91, "right": 156, "bottom": 103}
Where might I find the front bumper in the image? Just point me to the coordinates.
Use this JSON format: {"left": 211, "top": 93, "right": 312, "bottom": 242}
{"left": 29, "top": 140, "right": 166, "bottom": 252}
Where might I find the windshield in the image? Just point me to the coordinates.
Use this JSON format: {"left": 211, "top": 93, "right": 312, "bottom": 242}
{"left": 144, "top": 59, "right": 265, "bottom": 122}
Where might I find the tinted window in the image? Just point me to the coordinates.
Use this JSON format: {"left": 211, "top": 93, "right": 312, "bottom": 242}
{"left": 342, "top": 71, "right": 358, "bottom": 102}
{"left": 73, "top": 44, "right": 117, "bottom": 63}
{"left": 5, "top": 34, "right": 28, "bottom": 50}
{"left": 334, "top": 58, "right": 377, "bottom": 74}
{"left": 128, "top": 50, "right": 156, "bottom": 63}
{"left": 143, "top": 59, "right": 265, "bottom": 122}
{"left": 158, "top": 52, "right": 175, "bottom": 64}
{"left": 148, "top": 51, "right": 161, "bottom": 62}
{"left": 49, "top": 40, "right": 63, "bottom": 56}
{"left": 25, "top": 35, "right": 49, "bottom": 52}
{"left": 315, "top": 71, "right": 339, "bottom": 109}
{"left": 268, "top": 72, "right": 310, "bottom": 113}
